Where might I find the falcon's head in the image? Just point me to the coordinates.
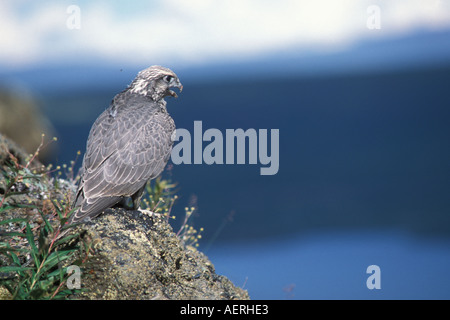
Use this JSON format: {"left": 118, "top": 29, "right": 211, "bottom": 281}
{"left": 128, "top": 65, "right": 183, "bottom": 102}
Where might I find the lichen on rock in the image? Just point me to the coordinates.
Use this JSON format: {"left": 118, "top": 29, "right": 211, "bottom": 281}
{"left": 74, "top": 208, "right": 249, "bottom": 300}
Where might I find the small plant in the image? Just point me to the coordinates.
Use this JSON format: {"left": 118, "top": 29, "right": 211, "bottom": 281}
{"left": 142, "top": 177, "right": 178, "bottom": 220}
{"left": 143, "top": 177, "right": 204, "bottom": 248}
{"left": 176, "top": 206, "right": 204, "bottom": 248}
{"left": 0, "top": 213, "right": 80, "bottom": 299}
{"left": 0, "top": 136, "right": 85, "bottom": 299}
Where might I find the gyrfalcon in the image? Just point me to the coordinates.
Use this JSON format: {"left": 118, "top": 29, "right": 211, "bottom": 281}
{"left": 68, "top": 65, "right": 182, "bottom": 225}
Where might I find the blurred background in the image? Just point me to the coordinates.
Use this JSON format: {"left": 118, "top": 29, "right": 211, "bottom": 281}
{"left": 1, "top": 0, "right": 450, "bottom": 299}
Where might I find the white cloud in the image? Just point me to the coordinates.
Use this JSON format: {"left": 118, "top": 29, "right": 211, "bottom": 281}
{"left": 1, "top": 0, "right": 449, "bottom": 69}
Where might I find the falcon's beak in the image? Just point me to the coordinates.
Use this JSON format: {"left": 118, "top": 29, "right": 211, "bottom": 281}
{"left": 174, "top": 79, "right": 183, "bottom": 93}
{"left": 168, "top": 80, "right": 183, "bottom": 98}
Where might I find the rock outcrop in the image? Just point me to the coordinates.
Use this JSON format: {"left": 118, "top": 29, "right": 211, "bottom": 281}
{"left": 0, "top": 133, "right": 249, "bottom": 300}
{"left": 72, "top": 208, "right": 248, "bottom": 300}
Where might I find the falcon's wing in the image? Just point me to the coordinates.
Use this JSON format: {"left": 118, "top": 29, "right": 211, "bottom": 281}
{"left": 70, "top": 100, "right": 175, "bottom": 224}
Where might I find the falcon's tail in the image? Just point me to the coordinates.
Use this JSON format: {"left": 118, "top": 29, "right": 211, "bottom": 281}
{"left": 68, "top": 196, "right": 123, "bottom": 225}
{"left": 56, "top": 196, "right": 122, "bottom": 240}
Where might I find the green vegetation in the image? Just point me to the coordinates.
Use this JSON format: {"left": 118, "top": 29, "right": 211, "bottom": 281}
{"left": 1, "top": 136, "right": 203, "bottom": 299}
{"left": 0, "top": 137, "right": 83, "bottom": 299}
{"left": 143, "top": 177, "right": 203, "bottom": 248}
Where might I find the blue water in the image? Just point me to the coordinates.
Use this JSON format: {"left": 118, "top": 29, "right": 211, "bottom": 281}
{"left": 208, "top": 230, "right": 450, "bottom": 299}
{"left": 42, "top": 65, "right": 450, "bottom": 241}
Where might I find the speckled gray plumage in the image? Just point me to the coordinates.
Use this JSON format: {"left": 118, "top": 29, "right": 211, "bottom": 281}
{"left": 68, "top": 66, "right": 182, "bottom": 225}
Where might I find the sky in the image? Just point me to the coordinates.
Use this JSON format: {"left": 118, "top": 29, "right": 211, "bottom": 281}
{"left": 1, "top": 0, "right": 450, "bottom": 72}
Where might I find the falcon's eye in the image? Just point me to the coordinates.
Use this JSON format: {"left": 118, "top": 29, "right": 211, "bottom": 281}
{"left": 163, "top": 75, "right": 173, "bottom": 83}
